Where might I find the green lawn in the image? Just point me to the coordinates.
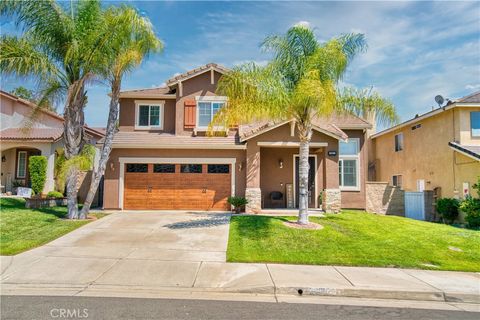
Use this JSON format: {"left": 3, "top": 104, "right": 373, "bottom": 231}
{"left": 0, "top": 197, "right": 105, "bottom": 255}
{"left": 227, "top": 211, "right": 480, "bottom": 271}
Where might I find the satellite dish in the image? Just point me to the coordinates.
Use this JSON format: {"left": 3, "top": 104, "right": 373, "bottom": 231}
{"left": 435, "top": 95, "right": 444, "bottom": 107}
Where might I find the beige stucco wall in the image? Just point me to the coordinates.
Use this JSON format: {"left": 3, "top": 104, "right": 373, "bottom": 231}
{"left": 455, "top": 107, "right": 480, "bottom": 145}
{"left": 373, "top": 107, "right": 480, "bottom": 198}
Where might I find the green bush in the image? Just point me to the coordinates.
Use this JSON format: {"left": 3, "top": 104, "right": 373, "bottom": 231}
{"left": 47, "top": 191, "right": 64, "bottom": 198}
{"left": 28, "top": 156, "right": 47, "bottom": 195}
{"left": 436, "top": 198, "right": 459, "bottom": 224}
{"left": 460, "top": 196, "right": 480, "bottom": 229}
{"left": 228, "top": 196, "right": 248, "bottom": 213}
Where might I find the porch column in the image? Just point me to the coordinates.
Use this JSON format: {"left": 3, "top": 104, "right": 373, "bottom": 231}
{"left": 322, "top": 142, "right": 341, "bottom": 213}
{"left": 245, "top": 141, "right": 261, "bottom": 213}
{"left": 44, "top": 150, "right": 55, "bottom": 193}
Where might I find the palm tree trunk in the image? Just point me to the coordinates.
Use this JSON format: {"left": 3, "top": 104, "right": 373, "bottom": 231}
{"left": 66, "top": 166, "right": 79, "bottom": 219}
{"left": 80, "top": 81, "right": 121, "bottom": 217}
{"left": 64, "top": 81, "right": 87, "bottom": 219}
{"left": 298, "top": 126, "right": 312, "bottom": 225}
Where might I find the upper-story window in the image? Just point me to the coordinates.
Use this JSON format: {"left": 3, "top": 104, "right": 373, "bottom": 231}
{"left": 339, "top": 138, "right": 360, "bottom": 191}
{"left": 471, "top": 112, "right": 480, "bottom": 138}
{"left": 135, "top": 100, "right": 164, "bottom": 130}
{"left": 195, "top": 96, "right": 227, "bottom": 129}
{"left": 394, "top": 133, "right": 404, "bottom": 152}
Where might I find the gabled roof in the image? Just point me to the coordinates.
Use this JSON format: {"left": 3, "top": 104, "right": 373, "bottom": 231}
{"left": 449, "top": 142, "right": 480, "bottom": 161}
{"left": 371, "top": 91, "right": 480, "bottom": 139}
{"left": 165, "top": 63, "right": 230, "bottom": 86}
{"left": 0, "top": 90, "right": 104, "bottom": 139}
{"left": 238, "top": 116, "right": 366, "bottom": 142}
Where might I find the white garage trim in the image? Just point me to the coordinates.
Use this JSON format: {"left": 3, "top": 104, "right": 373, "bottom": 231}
{"left": 118, "top": 157, "right": 236, "bottom": 210}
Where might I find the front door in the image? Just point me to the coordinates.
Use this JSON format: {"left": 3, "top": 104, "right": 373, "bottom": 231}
{"left": 294, "top": 156, "right": 316, "bottom": 208}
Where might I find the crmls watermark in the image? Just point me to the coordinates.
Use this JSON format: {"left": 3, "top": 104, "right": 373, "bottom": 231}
{"left": 50, "top": 308, "right": 89, "bottom": 318}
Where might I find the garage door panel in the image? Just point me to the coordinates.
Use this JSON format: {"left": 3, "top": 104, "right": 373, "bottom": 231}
{"left": 124, "top": 163, "right": 231, "bottom": 210}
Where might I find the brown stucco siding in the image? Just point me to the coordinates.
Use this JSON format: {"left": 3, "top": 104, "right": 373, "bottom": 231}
{"left": 341, "top": 130, "right": 367, "bottom": 209}
{"left": 103, "top": 148, "right": 246, "bottom": 209}
{"left": 175, "top": 71, "right": 223, "bottom": 135}
{"left": 246, "top": 123, "right": 346, "bottom": 209}
{"left": 118, "top": 98, "right": 176, "bottom": 134}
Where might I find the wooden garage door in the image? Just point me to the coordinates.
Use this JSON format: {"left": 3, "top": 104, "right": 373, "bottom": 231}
{"left": 124, "top": 163, "right": 231, "bottom": 210}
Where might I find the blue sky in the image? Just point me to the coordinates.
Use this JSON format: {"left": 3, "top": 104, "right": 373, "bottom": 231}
{"left": 1, "top": 1, "right": 479, "bottom": 128}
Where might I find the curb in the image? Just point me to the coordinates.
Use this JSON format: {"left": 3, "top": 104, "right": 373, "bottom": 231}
{"left": 3, "top": 283, "right": 478, "bottom": 304}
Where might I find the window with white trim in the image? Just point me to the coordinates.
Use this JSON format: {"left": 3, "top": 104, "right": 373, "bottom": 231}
{"left": 197, "top": 101, "right": 224, "bottom": 128}
{"left": 339, "top": 138, "right": 360, "bottom": 190}
{"left": 394, "top": 133, "right": 403, "bottom": 152}
{"left": 135, "top": 101, "right": 164, "bottom": 130}
{"left": 471, "top": 112, "right": 480, "bottom": 137}
{"left": 392, "top": 175, "right": 403, "bottom": 188}
{"left": 17, "top": 151, "right": 27, "bottom": 178}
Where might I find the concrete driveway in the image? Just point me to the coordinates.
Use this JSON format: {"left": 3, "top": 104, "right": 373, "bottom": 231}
{"left": 1, "top": 211, "right": 239, "bottom": 293}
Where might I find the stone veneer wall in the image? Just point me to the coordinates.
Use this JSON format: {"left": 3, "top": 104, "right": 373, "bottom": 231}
{"left": 366, "top": 182, "right": 404, "bottom": 216}
{"left": 322, "top": 189, "right": 341, "bottom": 213}
{"left": 245, "top": 188, "right": 262, "bottom": 213}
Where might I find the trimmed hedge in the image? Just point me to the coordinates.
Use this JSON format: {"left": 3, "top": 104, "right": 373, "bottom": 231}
{"left": 47, "top": 191, "right": 64, "bottom": 198}
{"left": 28, "top": 156, "right": 47, "bottom": 195}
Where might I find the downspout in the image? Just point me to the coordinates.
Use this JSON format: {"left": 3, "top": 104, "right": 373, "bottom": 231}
{"left": 452, "top": 107, "right": 458, "bottom": 198}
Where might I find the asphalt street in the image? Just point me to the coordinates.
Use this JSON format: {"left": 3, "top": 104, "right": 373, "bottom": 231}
{"left": 1, "top": 295, "right": 478, "bottom": 320}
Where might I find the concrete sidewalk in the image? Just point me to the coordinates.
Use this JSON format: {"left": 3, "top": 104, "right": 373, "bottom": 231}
{"left": 2, "top": 256, "right": 479, "bottom": 304}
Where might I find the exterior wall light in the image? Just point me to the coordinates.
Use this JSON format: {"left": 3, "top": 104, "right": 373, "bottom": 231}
{"left": 278, "top": 159, "right": 283, "bottom": 169}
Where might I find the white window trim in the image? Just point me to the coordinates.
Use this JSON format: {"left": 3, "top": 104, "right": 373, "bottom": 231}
{"left": 134, "top": 100, "right": 164, "bottom": 130}
{"left": 17, "top": 151, "right": 27, "bottom": 179}
{"left": 392, "top": 174, "right": 403, "bottom": 188}
{"left": 195, "top": 96, "right": 227, "bottom": 131}
{"left": 471, "top": 111, "right": 480, "bottom": 138}
{"left": 394, "top": 133, "right": 404, "bottom": 152}
{"left": 339, "top": 138, "right": 360, "bottom": 191}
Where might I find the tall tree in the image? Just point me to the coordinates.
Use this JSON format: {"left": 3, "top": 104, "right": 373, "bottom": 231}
{"left": 0, "top": 0, "right": 119, "bottom": 218}
{"left": 215, "top": 26, "right": 398, "bottom": 224}
{"left": 79, "top": 5, "right": 162, "bottom": 217}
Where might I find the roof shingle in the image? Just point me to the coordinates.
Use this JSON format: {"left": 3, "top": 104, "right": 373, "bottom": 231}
{"left": 0, "top": 128, "right": 63, "bottom": 141}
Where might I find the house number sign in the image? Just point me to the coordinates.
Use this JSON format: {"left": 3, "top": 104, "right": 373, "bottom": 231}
{"left": 327, "top": 151, "right": 337, "bottom": 157}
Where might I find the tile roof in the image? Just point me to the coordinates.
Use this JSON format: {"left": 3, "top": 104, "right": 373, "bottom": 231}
{"left": 0, "top": 128, "right": 63, "bottom": 141}
{"left": 457, "top": 91, "right": 480, "bottom": 103}
{"left": 238, "top": 114, "right": 371, "bottom": 142}
{"left": 108, "top": 131, "right": 243, "bottom": 148}
{"left": 165, "top": 63, "right": 230, "bottom": 85}
{"left": 449, "top": 142, "right": 480, "bottom": 161}
{"left": 119, "top": 86, "right": 173, "bottom": 96}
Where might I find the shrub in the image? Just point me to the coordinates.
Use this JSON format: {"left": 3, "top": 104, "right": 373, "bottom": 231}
{"left": 436, "top": 198, "right": 459, "bottom": 224}
{"left": 47, "top": 191, "right": 64, "bottom": 198}
{"left": 460, "top": 196, "right": 480, "bottom": 229}
{"left": 28, "top": 156, "right": 47, "bottom": 195}
{"left": 228, "top": 196, "right": 248, "bottom": 213}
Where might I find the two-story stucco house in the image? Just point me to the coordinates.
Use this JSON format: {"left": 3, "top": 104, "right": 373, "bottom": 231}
{"left": 370, "top": 91, "right": 480, "bottom": 199}
{"left": 102, "top": 63, "right": 372, "bottom": 212}
{"left": 0, "top": 90, "right": 104, "bottom": 197}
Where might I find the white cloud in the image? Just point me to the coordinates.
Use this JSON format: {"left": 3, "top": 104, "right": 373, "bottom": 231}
{"left": 466, "top": 84, "right": 480, "bottom": 91}
{"left": 293, "top": 20, "right": 311, "bottom": 28}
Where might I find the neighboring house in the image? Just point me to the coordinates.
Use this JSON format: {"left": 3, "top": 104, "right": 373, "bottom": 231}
{"left": 103, "top": 63, "right": 372, "bottom": 212}
{"left": 370, "top": 91, "right": 480, "bottom": 199}
{"left": 0, "top": 90, "right": 104, "bottom": 198}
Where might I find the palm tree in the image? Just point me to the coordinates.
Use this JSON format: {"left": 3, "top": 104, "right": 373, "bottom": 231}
{"left": 340, "top": 86, "right": 399, "bottom": 130}
{"left": 79, "top": 5, "right": 162, "bottom": 217}
{"left": 215, "top": 26, "right": 398, "bottom": 224}
{"left": 0, "top": 0, "right": 116, "bottom": 218}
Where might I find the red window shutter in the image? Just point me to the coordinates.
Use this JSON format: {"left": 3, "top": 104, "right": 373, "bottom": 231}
{"left": 184, "top": 99, "right": 196, "bottom": 128}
